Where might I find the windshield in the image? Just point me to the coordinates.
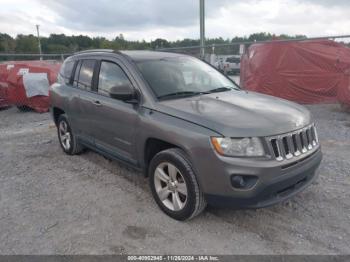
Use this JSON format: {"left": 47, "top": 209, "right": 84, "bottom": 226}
{"left": 136, "top": 57, "right": 239, "bottom": 100}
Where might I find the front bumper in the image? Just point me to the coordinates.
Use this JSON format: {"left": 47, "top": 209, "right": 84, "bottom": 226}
{"left": 192, "top": 145, "right": 322, "bottom": 208}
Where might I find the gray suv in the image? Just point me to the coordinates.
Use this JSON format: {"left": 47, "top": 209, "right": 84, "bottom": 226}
{"left": 50, "top": 50, "right": 322, "bottom": 220}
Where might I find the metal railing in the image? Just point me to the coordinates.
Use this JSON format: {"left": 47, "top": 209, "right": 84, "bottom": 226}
{"left": 0, "top": 53, "right": 71, "bottom": 62}
{"left": 156, "top": 34, "right": 350, "bottom": 52}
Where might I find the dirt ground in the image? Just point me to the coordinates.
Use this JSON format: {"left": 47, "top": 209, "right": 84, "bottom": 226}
{"left": 0, "top": 104, "right": 349, "bottom": 255}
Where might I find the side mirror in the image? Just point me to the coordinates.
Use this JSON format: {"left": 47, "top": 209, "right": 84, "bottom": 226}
{"left": 108, "top": 83, "right": 138, "bottom": 103}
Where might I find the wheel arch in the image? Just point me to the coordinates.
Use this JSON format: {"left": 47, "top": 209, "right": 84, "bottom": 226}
{"left": 143, "top": 137, "right": 190, "bottom": 177}
{"left": 52, "top": 107, "right": 65, "bottom": 126}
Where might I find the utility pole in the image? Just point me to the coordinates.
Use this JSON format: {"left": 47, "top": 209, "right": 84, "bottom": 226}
{"left": 36, "top": 24, "right": 43, "bottom": 60}
{"left": 199, "top": 0, "right": 205, "bottom": 59}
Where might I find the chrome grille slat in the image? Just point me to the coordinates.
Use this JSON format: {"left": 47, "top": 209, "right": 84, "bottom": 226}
{"left": 301, "top": 131, "right": 308, "bottom": 153}
{"left": 315, "top": 126, "right": 319, "bottom": 143}
{"left": 267, "top": 124, "right": 319, "bottom": 161}
{"left": 310, "top": 126, "right": 316, "bottom": 146}
{"left": 292, "top": 134, "right": 301, "bottom": 156}
{"left": 286, "top": 136, "right": 294, "bottom": 159}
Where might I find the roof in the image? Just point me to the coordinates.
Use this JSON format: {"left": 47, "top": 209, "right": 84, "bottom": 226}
{"left": 120, "top": 50, "right": 185, "bottom": 62}
{"left": 72, "top": 49, "right": 185, "bottom": 62}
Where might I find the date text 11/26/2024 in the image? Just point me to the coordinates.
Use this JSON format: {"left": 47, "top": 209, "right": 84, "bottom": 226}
{"left": 127, "top": 255, "right": 220, "bottom": 261}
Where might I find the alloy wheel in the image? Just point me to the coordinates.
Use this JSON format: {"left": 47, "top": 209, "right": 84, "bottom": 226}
{"left": 59, "top": 120, "right": 71, "bottom": 151}
{"left": 154, "top": 162, "right": 188, "bottom": 211}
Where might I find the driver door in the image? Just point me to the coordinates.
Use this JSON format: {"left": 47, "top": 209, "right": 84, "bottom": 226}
{"left": 90, "top": 59, "right": 139, "bottom": 165}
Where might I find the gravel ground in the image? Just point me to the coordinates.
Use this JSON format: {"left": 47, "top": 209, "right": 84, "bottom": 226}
{"left": 0, "top": 104, "right": 349, "bottom": 255}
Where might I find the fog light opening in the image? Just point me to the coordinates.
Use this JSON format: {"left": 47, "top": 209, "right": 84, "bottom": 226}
{"left": 231, "top": 175, "right": 245, "bottom": 188}
{"left": 231, "top": 175, "right": 258, "bottom": 190}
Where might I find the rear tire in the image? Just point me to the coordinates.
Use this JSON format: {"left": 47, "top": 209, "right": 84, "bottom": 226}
{"left": 149, "top": 148, "right": 206, "bottom": 221}
{"left": 57, "top": 114, "right": 84, "bottom": 155}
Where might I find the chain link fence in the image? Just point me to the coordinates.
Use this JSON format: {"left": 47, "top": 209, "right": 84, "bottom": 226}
{"left": 0, "top": 53, "right": 70, "bottom": 62}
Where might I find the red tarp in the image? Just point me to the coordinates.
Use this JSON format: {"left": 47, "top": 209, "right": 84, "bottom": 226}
{"left": 0, "top": 64, "right": 9, "bottom": 108}
{"left": 0, "top": 61, "right": 61, "bottom": 112}
{"left": 240, "top": 40, "right": 350, "bottom": 106}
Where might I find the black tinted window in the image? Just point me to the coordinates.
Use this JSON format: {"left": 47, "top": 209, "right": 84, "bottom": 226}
{"left": 98, "top": 61, "right": 132, "bottom": 96}
{"left": 77, "top": 60, "right": 96, "bottom": 91}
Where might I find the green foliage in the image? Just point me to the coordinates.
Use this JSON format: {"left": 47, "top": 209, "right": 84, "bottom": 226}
{"left": 0, "top": 32, "right": 310, "bottom": 55}
{"left": 15, "top": 34, "right": 38, "bottom": 53}
{"left": 0, "top": 33, "right": 16, "bottom": 52}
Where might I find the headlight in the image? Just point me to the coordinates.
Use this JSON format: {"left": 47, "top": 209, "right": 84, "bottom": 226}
{"left": 211, "top": 137, "right": 264, "bottom": 157}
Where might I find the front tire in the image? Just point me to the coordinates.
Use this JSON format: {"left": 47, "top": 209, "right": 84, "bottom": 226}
{"left": 149, "top": 148, "right": 206, "bottom": 220}
{"left": 57, "top": 114, "right": 84, "bottom": 155}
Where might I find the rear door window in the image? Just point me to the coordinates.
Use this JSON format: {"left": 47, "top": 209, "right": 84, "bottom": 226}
{"left": 75, "top": 60, "right": 96, "bottom": 91}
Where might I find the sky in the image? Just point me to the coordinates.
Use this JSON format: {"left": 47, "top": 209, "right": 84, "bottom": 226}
{"left": 0, "top": 0, "right": 350, "bottom": 41}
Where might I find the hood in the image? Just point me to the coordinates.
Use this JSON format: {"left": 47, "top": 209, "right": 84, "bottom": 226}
{"left": 155, "top": 90, "right": 311, "bottom": 137}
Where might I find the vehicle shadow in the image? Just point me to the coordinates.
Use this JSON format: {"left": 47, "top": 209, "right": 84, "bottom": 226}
{"left": 80, "top": 149, "right": 149, "bottom": 193}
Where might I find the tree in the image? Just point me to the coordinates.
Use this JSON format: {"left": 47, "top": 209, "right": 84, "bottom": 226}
{"left": 248, "top": 32, "right": 274, "bottom": 42}
{"left": 15, "top": 34, "right": 38, "bottom": 53}
{"left": 0, "top": 33, "right": 16, "bottom": 52}
{"left": 151, "top": 38, "right": 170, "bottom": 49}
{"left": 0, "top": 31, "right": 316, "bottom": 56}
{"left": 71, "top": 35, "right": 93, "bottom": 50}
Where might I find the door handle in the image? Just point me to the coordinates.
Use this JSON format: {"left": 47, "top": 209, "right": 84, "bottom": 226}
{"left": 92, "top": 100, "right": 102, "bottom": 106}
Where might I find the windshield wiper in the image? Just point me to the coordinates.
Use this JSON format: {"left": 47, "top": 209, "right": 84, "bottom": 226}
{"left": 158, "top": 87, "right": 236, "bottom": 100}
{"left": 158, "top": 91, "right": 203, "bottom": 100}
{"left": 205, "top": 86, "right": 234, "bottom": 94}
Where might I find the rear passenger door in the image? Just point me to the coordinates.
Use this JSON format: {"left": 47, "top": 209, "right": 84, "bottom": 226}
{"left": 72, "top": 59, "right": 99, "bottom": 145}
{"left": 56, "top": 59, "right": 80, "bottom": 128}
{"left": 91, "top": 59, "right": 139, "bottom": 165}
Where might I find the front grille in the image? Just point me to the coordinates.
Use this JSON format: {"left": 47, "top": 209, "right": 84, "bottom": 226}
{"left": 267, "top": 124, "right": 319, "bottom": 161}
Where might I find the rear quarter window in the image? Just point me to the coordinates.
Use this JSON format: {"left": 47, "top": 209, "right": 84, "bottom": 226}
{"left": 58, "top": 60, "right": 75, "bottom": 84}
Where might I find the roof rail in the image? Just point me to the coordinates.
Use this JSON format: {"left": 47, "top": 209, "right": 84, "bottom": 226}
{"left": 73, "top": 49, "right": 114, "bottom": 55}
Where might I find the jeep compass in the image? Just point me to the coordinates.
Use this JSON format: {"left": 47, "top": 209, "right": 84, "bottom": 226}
{"left": 50, "top": 50, "right": 322, "bottom": 220}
